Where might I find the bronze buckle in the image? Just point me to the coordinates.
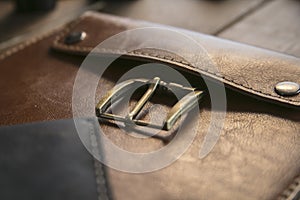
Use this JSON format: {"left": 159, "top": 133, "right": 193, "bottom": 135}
{"left": 95, "top": 77, "right": 204, "bottom": 131}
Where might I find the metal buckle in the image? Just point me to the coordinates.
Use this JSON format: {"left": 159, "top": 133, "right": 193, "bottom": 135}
{"left": 96, "top": 77, "right": 204, "bottom": 131}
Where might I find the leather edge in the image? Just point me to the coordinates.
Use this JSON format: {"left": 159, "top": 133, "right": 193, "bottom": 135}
{"left": 277, "top": 175, "right": 300, "bottom": 200}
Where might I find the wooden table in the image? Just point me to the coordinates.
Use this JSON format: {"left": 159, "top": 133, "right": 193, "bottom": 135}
{"left": 0, "top": 0, "right": 299, "bottom": 58}
{"left": 102, "top": 0, "right": 300, "bottom": 58}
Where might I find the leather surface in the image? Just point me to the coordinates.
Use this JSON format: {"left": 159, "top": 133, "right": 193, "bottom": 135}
{"left": 0, "top": 11, "right": 299, "bottom": 200}
{"left": 52, "top": 12, "right": 300, "bottom": 108}
{"left": 0, "top": 118, "right": 110, "bottom": 200}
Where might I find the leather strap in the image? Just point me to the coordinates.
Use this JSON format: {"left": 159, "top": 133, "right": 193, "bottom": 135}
{"left": 52, "top": 11, "right": 300, "bottom": 108}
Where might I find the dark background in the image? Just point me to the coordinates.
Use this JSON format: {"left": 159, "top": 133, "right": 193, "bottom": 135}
{"left": 0, "top": 0, "right": 299, "bottom": 57}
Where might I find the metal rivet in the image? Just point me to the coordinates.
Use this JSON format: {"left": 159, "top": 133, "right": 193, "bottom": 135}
{"left": 275, "top": 81, "right": 300, "bottom": 96}
{"left": 64, "top": 31, "right": 86, "bottom": 45}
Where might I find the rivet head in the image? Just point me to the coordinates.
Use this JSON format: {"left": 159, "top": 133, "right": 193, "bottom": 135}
{"left": 275, "top": 81, "right": 300, "bottom": 96}
{"left": 64, "top": 31, "right": 86, "bottom": 45}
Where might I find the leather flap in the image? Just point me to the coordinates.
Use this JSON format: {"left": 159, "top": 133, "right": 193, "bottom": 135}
{"left": 52, "top": 11, "right": 300, "bottom": 108}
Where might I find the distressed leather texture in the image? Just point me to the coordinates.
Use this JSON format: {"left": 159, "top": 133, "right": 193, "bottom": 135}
{"left": 0, "top": 11, "right": 299, "bottom": 200}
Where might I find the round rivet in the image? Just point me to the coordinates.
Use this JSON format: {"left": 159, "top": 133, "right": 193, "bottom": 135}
{"left": 64, "top": 31, "right": 86, "bottom": 45}
{"left": 275, "top": 81, "right": 300, "bottom": 96}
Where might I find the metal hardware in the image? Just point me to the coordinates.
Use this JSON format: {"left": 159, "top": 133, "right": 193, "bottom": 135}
{"left": 64, "top": 31, "right": 87, "bottom": 45}
{"left": 96, "top": 77, "right": 204, "bottom": 131}
{"left": 275, "top": 81, "right": 300, "bottom": 96}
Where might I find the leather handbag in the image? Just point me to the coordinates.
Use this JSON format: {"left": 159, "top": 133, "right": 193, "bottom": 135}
{"left": 0, "top": 11, "right": 299, "bottom": 200}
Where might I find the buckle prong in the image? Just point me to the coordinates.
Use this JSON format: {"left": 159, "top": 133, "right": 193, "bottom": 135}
{"left": 126, "top": 77, "right": 160, "bottom": 120}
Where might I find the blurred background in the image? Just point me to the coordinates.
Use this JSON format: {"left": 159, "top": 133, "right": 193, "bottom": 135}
{"left": 0, "top": 0, "right": 299, "bottom": 57}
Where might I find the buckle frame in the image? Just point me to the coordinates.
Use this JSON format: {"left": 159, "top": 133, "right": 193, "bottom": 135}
{"left": 96, "top": 77, "right": 204, "bottom": 131}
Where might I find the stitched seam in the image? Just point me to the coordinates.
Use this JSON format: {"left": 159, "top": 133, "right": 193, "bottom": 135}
{"left": 0, "top": 15, "right": 87, "bottom": 61}
{"left": 53, "top": 36, "right": 300, "bottom": 103}
{"left": 277, "top": 175, "right": 300, "bottom": 200}
{"left": 0, "top": 32, "right": 55, "bottom": 60}
{"left": 132, "top": 51, "right": 300, "bottom": 103}
{"left": 87, "top": 118, "right": 110, "bottom": 200}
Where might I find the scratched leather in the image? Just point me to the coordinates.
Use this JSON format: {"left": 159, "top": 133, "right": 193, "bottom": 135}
{"left": 0, "top": 11, "right": 299, "bottom": 200}
{"left": 102, "top": 93, "right": 300, "bottom": 200}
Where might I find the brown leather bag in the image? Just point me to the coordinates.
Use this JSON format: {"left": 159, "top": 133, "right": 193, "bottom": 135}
{"left": 0, "top": 11, "right": 299, "bottom": 200}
